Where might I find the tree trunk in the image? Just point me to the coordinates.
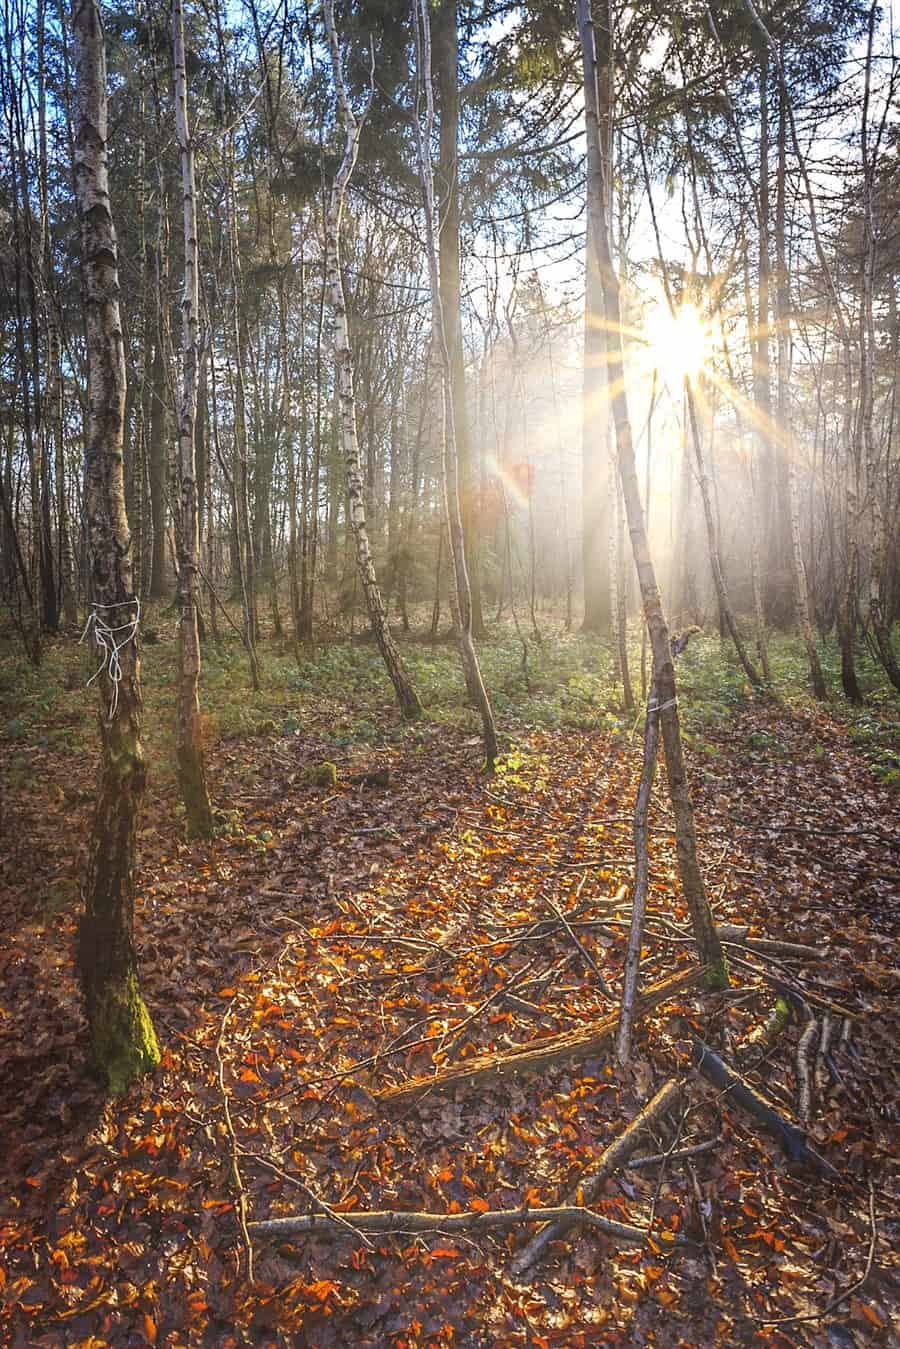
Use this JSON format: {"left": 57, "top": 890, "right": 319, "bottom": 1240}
{"left": 172, "top": 0, "right": 213, "bottom": 837}
{"left": 578, "top": 0, "right": 724, "bottom": 983}
{"left": 434, "top": 0, "right": 485, "bottom": 638}
{"left": 414, "top": 0, "right": 498, "bottom": 768}
{"left": 323, "top": 0, "right": 421, "bottom": 721}
{"left": 859, "top": 8, "right": 900, "bottom": 690}
{"left": 685, "top": 385, "right": 764, "bottom": 689}
{"left": 72, "top": 0, "right": 160, "bottom": 1092}
{"left": 773, "top": 84, "right": 827, "bottom": 700}
{"left": 147, "top": 335, "right": 169, "bottom": 598}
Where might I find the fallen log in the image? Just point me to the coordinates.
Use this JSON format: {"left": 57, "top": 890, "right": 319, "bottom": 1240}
{"left": 691, "top": 1038, "right": 839, "bottom": 1179}
{"left": 510, "top": 1078, "right": 683, "bottom": 1276}
{"left": 248, "top": 1205, "right": 691, "bottom": 1248}
{"left": 377, "top": 965, "right": 706, "bottom": 1105}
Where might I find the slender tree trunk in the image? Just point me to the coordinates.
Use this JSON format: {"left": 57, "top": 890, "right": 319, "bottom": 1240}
{"left": 279, "top": 272, "right": 302, "bottom": 652}
{"left": 172, "top": 0, "right": 213, "bottom": 837}
{"left": 858, "top": 7, "right": 900, "bottom": 690}
{"left": 323, "top": 0, "right": 421, "bottom": 721}
{"left": 685, "top": 385, "right": 765, "bottom": 688}
{"left": 755, "top": 50, "right": 781, "bottom": 625}
{"left": 774, "top": 84, "right": 827, "bottom": 700}
{"left": 72, "top": 0, "right": 160, "bottom": 1092}
{"left": 614, "top": 472, "right": 634, "bottom": 709}
{"left": 147, "top": 337, "right": 169, "bottom": 598}
{"left": 578, "top": 0, "right": 724, "bottom": 982}
{"left": 433, "top": 0, "right": 485, "bottom": 638}
{"left": 223, "top": 131, "right": 261, "bottom": 672}
{"left": 617, "top": 676, "right": 660, "bottom": 1062}
{"left": 414, "top": 0, "right": 498, "bottom": 767}
{"left": 740, "top": 244, "right": 772, "bottom": 682}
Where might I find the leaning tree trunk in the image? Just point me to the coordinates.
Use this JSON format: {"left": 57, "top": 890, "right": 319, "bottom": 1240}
{"left": 72, "top": 0, "right": 160, "bottom": 1092}
{"left": 172, "top": 0, "right": 213, "bottom": 837}
{"left": 578, "top": 0, "right": 724, "bottom": 982}
{"left": 413, "top": 0, "right": 498, "bottom": 768}
{"left": 323, "top": 0, "right": 421, "bottom": 721}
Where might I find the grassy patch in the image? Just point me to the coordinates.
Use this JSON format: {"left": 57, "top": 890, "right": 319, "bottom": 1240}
{"left": 1, "top": 610, "right": 896, "bottom": 797}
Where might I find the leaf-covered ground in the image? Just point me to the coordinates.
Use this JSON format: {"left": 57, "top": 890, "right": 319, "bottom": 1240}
{"left": 1, "top": 622, "right": 898, "bottom": 1346}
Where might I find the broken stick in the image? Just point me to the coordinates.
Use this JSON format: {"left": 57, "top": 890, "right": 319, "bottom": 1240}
{"left": 378, "top": 965, "right": 705, "bottom": 1105}
{"left": 510, "top": 1078, "right": 682, "bottom": 1276}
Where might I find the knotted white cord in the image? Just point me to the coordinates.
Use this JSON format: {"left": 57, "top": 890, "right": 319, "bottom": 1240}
{"left": 79, "top": 597, "right": 141, "bottom": 720}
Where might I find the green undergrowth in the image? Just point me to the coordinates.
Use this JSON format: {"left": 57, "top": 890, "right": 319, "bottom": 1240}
{"left": 1, "top": 610, "right": 897, "bottom": 799}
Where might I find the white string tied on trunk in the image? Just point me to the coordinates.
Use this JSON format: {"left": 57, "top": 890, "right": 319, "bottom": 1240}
{"left": 647, "top": 695, "right": 678, "bottom": 716}
{"left": 79, "top": 597, "right": 141, "bottom": 721}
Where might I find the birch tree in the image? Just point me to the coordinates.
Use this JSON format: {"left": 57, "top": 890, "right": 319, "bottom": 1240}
{"left": 72, "top": 0, "right": 160, "bottom": 1091}
{"left": 322, "top": 0, "right": 421, "bottom": 722}
{"left": 413, "top": 0, "right": 499, "bottom": 770}
{"left": 172, "top": 0, "right": 214, "bottom": 835}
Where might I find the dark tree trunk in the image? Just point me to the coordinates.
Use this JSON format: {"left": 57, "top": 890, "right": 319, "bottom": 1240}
{"left": 72, "top": 0, "right": 160, "bottom": 1092}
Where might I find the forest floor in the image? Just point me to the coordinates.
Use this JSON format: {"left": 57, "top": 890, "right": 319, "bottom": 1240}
{"left": 0, "top": 613, "right": 898, "bottom": 1347}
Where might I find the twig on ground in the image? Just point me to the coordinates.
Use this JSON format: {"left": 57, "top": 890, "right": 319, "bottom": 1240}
{"left": 626, "top": 1137, "right": 720, "bottom": 1169}
{"left": 757, "top": 1180, "right": 878, "bottom": 1326}
{"left": 248, "top": 1205, "right": 693, "bottom": 1247}
{"left": 239, "top": 1147, "right": 374, "bottom": 1249}
{"left": 216, "top": 1002, "right": 255, "bottom": 1282}
{"left": 510, "top": 1078, "right": 683, "bottom": 1275}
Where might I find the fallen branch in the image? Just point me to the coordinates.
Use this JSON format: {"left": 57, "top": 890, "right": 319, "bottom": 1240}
{"left": 796, "top": 1017, "right": 818, "bottom": 1123}
{"left": 725, "top": 952, "right": 861, "bottom": 1020}
{"left": 542, "top": 893, "right": 613, "bottom": 997}
{"left": 216, "top": 1003, "right": 255, "bottom": 1282}
{"left": 617, "top": 675, "right": 661, "bottom": 1063}
{"left": 692, "top": 1038, "right": 839, "bottom": 1179}
{"left": 814, "top": 1012, "right": 833, "bottom": 1097}
{"left": 717, "top": 924, "right": 827, "bottom": 962}
{"left": 510, "top": 1078, "right": 682, "bottom": 1275}
{"left": 248, "top": 1205, "right": 691, "bottom": 1247}
{"left": 378, "top": 965, "right": 705, "bottom": 1104}
{"left": 626, "top": 1137, "right": 720, "bottom": 1169}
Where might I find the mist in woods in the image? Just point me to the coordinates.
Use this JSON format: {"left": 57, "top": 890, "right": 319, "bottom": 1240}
{"left": 1, "top": 0, "right": 898, "bottom": 1343}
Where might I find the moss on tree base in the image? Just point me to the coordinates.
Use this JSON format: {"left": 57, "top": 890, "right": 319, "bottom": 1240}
{"left": 90, "top": 969, "right": 160, "bottom": 1094}
{"left": 703, "top": 956, "right": 730, "bottom": 991}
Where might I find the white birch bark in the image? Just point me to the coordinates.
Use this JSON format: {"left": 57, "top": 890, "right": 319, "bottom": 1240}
{"left": 323, "top": 0, "right": 421, "bottom": 721}
{"left": 412, "top": 0, "right": 498, "bottom": 767}
{"left": 172, "top": 0, "right": 213, "bottom": 835}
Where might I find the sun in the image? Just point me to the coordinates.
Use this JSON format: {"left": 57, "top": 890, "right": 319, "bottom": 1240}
{"left": 642, "top": 302, "right": 712, "bottom": 387}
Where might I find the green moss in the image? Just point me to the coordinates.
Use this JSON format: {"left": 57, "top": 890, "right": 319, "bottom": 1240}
{"left": 703, "top": 955, "right": 730, "bottom": 991}
{"left": 178, "top": 742, "right": 214, "bottom": 840}
{"left": 301, "top": 761, "right": 338, "bottom": 788}
{"left": 91, "top": 968, "right": 160, "bottom": 1094}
